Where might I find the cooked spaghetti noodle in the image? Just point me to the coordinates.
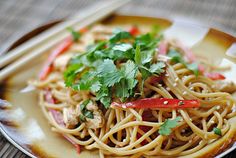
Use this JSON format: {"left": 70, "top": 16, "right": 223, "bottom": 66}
{"left": 29, "top": 24, "right": 236, "bottom": 158}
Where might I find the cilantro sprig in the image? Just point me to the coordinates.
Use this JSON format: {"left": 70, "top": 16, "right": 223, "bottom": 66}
{"left": 79, "top": 100, "right": 94, "bottom": 122}
{"left": 167, "top": 49, "right": 199, "bottom": 76}
{"left": 64, "top": 28, "right": 165, "bottom": 108}
{"left": 158, "top": 116, "right": 182, "bottom": 136}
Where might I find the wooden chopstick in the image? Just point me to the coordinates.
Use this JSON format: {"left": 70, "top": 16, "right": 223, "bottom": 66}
{"left": 0, "top": 0, "right": 130, "bottom": 69}
{"left": 0, "top": 0, "right": 131, "bottom": 82}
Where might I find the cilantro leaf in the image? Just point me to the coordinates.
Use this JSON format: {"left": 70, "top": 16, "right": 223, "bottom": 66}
{"left": 109, "top": 29, "right": 131, "bottom": 43}
{"left": 90, "top": 81, "right": 102, "bottom": 92}
{"left": 158, "top": 117, "right": 182, "bottom": 136}
{"left": 115, "top": 79, "right": 130, "bottom": 102}
{"left": 103, "top": 71, "right": 123, "bottom": 87}
{"left": 96, "top": 86, "right": 111, "bottom": 108}
{"left": 134, "top": 44, "right": 141, "bottom": 65}
{"left": 64, "top": 63, "right": 84, "bottom": 87}
{"left": 79, "top": 100, "right": 94, "bottom": 120}
{"left": 213, "top": 127, "right": 222, "bottom": 136}
{"left": 149, "top": 62, "right": 166, "bottom": 75}
{"left": 122, "top": 60, "right": 138, "bottom": 79}
{"left": 109, "top": 43, "right": 134, "bottom": 60}
{"left": 97, "top": 59, "right": 117, "bottom": 76}
{"left": 67, "top": 27, "right": 81, "bottom": 41}
{"left": 150, "top": 25, "right": 160, "bottom": 37}
{"left": 186, "top": 62, "right": 199, "bottom": 76}
{"left": 168, "top": 49, "right": 199, "bottom": 76}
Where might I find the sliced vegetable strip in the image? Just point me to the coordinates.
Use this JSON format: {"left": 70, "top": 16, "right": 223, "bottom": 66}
{"left": 39, "top": 37, "right": 73, "bottom": 80}
{"left": 112, "top": 98, "right": 200, "bottom": 109}
{"left": 205, "top": 72, "right": 226, "bottom": 80}
{"left": 44, "top": 90, "right": 81, "bottom": 154}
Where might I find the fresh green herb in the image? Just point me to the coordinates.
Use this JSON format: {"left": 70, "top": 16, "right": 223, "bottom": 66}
{"left": 213, "top": 127, "right": 222, "bottom": 136}
{"left": 67, "top": 27, "right": 81, "bottom": 41}
{"left": 167, "top": 49, "right": 199, "bottom": 76}
{"left": 109, "top": 28, "right": 132, "bottom": 44}
{"left": 64, "top": 27, "right": 165, "bottom": 108}
{"left": 150, "top": 25, "right": 161, "bottom": 37}
{"left": 158, "top": 116, "right": 182, "bottom": 136}
{"left": 79, "top": 100, "right": 94, "bottom": 121}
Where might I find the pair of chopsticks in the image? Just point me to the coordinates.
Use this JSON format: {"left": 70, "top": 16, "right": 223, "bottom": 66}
{"left": 0, "top": 0, "right": 131, "bottom": 82}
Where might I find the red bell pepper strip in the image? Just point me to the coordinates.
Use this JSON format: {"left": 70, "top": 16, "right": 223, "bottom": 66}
{"left": 205, "top": 72, "right": 225, "bottom": 80}
{"left": 129, "top": 26, "right": 140, "bottom": 36}
{"left": 198, "top": 64, "right": 205, "bottom": 73}
{"left": 39, "top": 37, "right": 73, "bottom": 80}
{"left": 158, "top": 41, "right": 168, "bottom": 55}
{"left": 44, "top": 90, "right": 81, "bottom": 154}
{"left": 112, "top": 98, "right": 200, "bottom": 109}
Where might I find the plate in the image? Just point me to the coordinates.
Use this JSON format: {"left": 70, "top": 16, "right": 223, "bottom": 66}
{"left": 0, "top": 14, "right": 236, "bottom": 158}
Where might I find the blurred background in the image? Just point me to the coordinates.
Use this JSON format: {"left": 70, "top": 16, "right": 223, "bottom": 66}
{"left": 0, "top": 0, "right": 236, "bottom": 157}
{"left": 0, "top": 0, "right": 236, "bottom": 54}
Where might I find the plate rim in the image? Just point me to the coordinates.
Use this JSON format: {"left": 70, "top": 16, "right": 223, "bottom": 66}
{"left": 0, "top": 13, "right": 236, "bottom": 158}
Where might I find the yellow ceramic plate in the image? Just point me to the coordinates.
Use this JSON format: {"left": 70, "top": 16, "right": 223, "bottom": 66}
{"left": 1, "top": 14, "right": 236, "bottom": 158}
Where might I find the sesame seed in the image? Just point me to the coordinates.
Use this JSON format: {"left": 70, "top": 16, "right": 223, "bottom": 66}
{"left": 199, "top": 141, "right": 203, "bottom": 145}
{"left": 163, "top": 101, "right": 169, "bottom": 105}
{"left": 175, "top": 78, "right": 179, "bottom": 82}
{"left": 173, "top": 83, "right": 177, "bottom": 87}
{"left": 166, "top": 87, "right": 170, "bottom": 91}
{"left": 158, "top": 84, "right": 162, "bottom": 87}
{"left": 122, "top": 105, "right": 127, "bottom": 109}
{"left": 189, "top": 118, "right": 192, "bottom": 121}
{"left": 190, "top": 87, "right": 194, "bottom": 90}
{"left": 216, "top": 106, "right": 220, "bottom": 110}
{"left": 183, "top": 91, "right": 187, "bottom": 95}
{"left": 181, "top": 129, "right": 185, "bottom": 133}
{"left": 210, "top": 120, "right": 215, "bottom": 123}
{"left": 178, "top": 101, "right": 184, "bottom": 106}
{"left": 165, "top": 74, "right": 169, "bottom": 77}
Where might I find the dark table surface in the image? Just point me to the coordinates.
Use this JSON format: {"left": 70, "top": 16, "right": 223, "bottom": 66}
{"left": 0, "top": 0, "right": 236, "bottom": 157}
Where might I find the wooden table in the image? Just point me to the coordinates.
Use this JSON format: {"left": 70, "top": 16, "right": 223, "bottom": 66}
{"left": 0, "top": 0, "right": 235, "bottom": 157}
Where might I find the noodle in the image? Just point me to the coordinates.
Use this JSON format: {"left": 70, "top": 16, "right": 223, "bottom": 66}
{"left": 29, "top": 24, "right": 236, "bottom": 157}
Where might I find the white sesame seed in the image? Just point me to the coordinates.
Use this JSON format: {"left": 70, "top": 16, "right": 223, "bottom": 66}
{"left": 199, "top": 141, "right": 203, "bottom": 145}
{"left": 189, "top": 118, "right": 192, "bottom": 121}
{"left": 181, "top": 129, "right": 185, "bottom": 133}
{"left": 175, "top": 78, "right": 179, "bottom": 82}
{"left": 122, "top": 105, "right": 127, "bottom": 109}
{"left": 190, "top": 87, "right": 194, "bottom": 90}
{"left": 123, "top": 138, "right": 126, "bottom": 142}
{"left": 163, "top": 101, "right": 169, "bottom": 105}
{"left": 158, "top": 84, "right": 162, "bottom": 87}
{"left": 210, "top": 120, "right": 215, "bottom": 123}
{"left": 183, "top": 91, "right": 187, "bottom": 95}
{"left": 173, "top": 83, "right": 177, "bottom": 87}
{"left": 166, "top": 87, "right": 171, "bottom": 91}
{"left": 216, "top": 106, "right": 221, "bottom": 110}
{"left": 165, "top": 74, "right": 169, "bottom": 77}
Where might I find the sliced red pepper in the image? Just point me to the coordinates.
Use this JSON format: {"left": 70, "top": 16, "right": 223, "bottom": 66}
{"left": 129, "top": 26, "right": 140, "bottom": 36}
{"left": 112, "top": 98, "right": 200, "bottom": 109}
{"left": 198, "top": 64, "right": 205, "bottom": 73}
{"left": 44, "top": 90, "right": 80, "bottom": 154}
{"left": 39, "top": 37, "right": 73, "bottom": 80}
{"left": 205, "top": 72, "right": 225, "bottom": 80}
{"left": 158, "top": 41, "right": 168, "bottom": 55}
